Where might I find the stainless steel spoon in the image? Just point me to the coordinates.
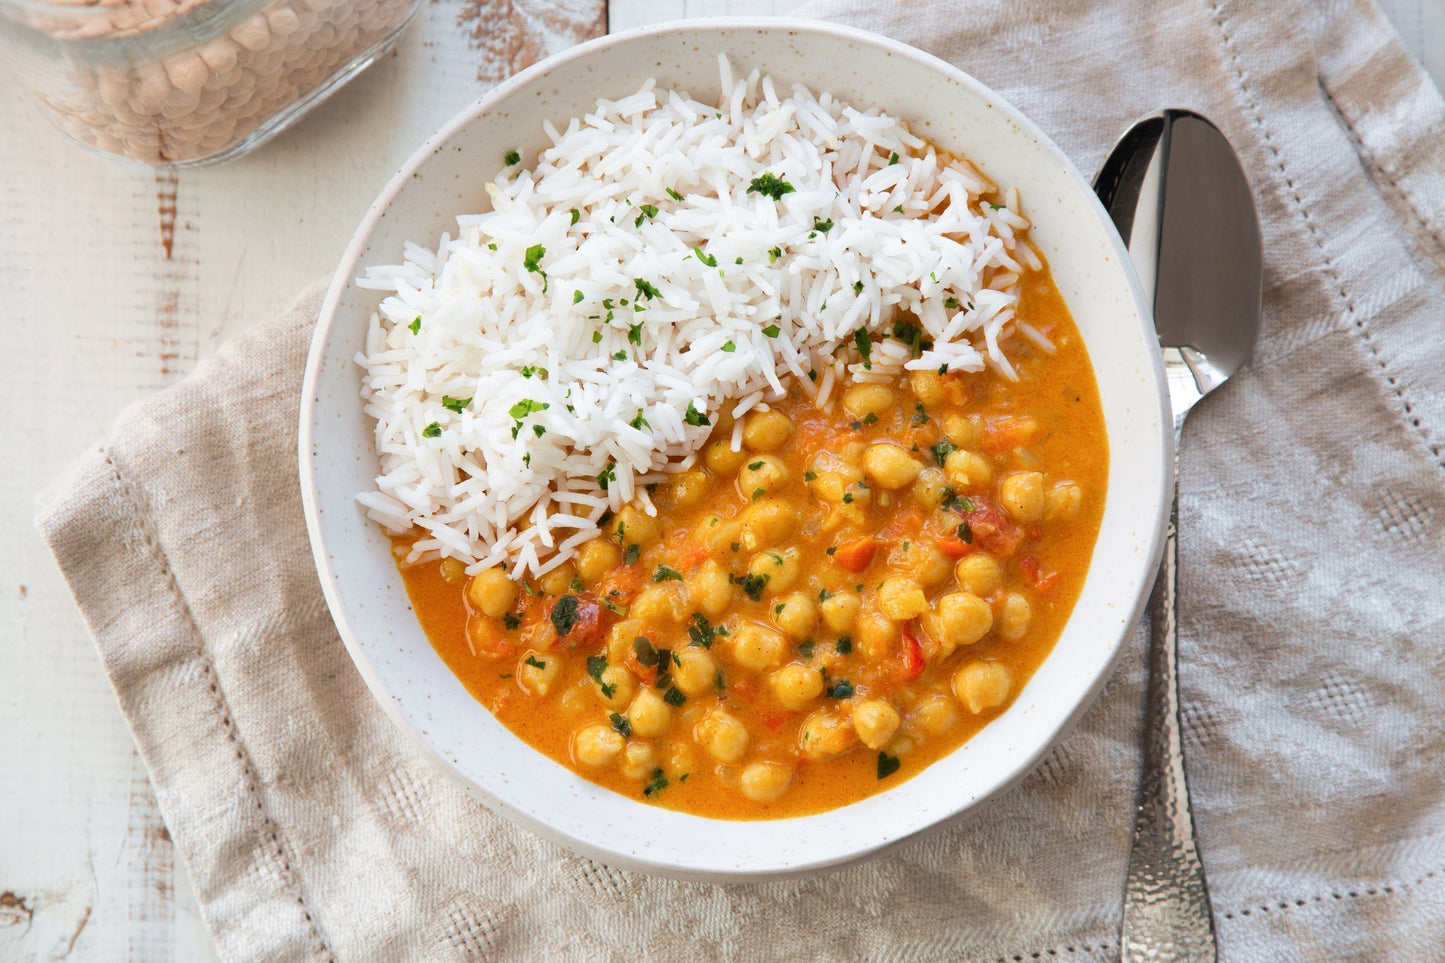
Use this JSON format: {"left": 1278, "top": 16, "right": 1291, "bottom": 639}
{"left": 1093, "top": 110, "right": 1262, "bottom": 961}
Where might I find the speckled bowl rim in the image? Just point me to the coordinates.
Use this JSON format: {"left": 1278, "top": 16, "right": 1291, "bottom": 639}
{"left": 300, "top": 17, "right": 1171, "bottom": 881}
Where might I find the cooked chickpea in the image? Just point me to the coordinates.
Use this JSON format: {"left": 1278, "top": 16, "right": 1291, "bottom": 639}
{"left": 630, "top": 583, "right": 689, "bottom": 624}
{"left": 739, "top": 761, "right": 793, "bottom": 801}
{"left": 953, "top": 661, "right": 1012, "bottom": 714}
{"left": 673, "top": 648, "right": 718, "bottom": 696}
{"left": 738, "top": 454, "right": 790, "bottom": 497}
{"left": 1000, "top": 471, "right": 1046, "bottom": 523}
{"left": 742, "top": 409, "right": 794, "bottom": 451}
{"left": 855, "top": 607, "right": 900, "bottom": 662}
{"left": 998, "top": 591, "right": 1033, "bottom": 640}
{"left": 748, "top": 548, "right": 801, "bottom": 593}
{"left": 606, "top": 618, "right": 643, "bottom": 665}
{"left": 911, "top": 466, "right": 948, "bottom": 509}
{"left": 909, "top": 369, "right": 946, "bottom": 407}
{"left": 730, "top": 623, "right": 788, "bottom": 672}
{"left": 843, "top": 383, "right": 894, "bottom": 421}
{"left": 669, "top": 468, "right": 710, "bottom": 507}
{"left": 626, "top": 688, "right": 673, "bottom": 738}
{"left": 612, "top": 505, "right": 662, "bottom": 546}
{"left": 1046, "top": 482, "right": 1083, "bottom": 520}
{"left": 687, "top": 559, "right": 733, "bottom": 618}
{"left": 538, "top": 561, "right": 577, "bottom": 597}
{"left": 696, "top": 514, "right": 742, "bottom": 554}
{"left": 893, "top": 540, "right": 951, "bottom": 589}
{"left": 820, "top": 590, "right": 861, "bottom": 633}
{"left": 956, "top": 554, "right": 1002, "bottom": 596}
{"left": 620, "top": 741, "right": 656, "bottom": 780}
{"left": 863, "top": 443, "right": 923, "bottom": 490}
{"left": 926, "top": 592, "right": 994, "bottom": 655}
{"left": 594, "top": 664, "right": 636, "bottom": 710}
{"left": 944, "top": 449, "right": 993, "bottom": 489}
{"left": 575, "top": 538, "right": 622, "bottom": 586}
{"left": 811, "top": 470, "right": 852, "bottom": 504}
{"left": 772, "top": 591, "right": 818, "bottom": 640}
{"left": 852, "top": 699, "right": 902, "bottom": 750}
{"left": 877, "top": 576, "right": 928, "bottom": 620}
{"left": 704, "top": 437, "right": 750, "bottom": 475}
{"left": 739, "top": 499, "right": 798, "bottom": 550}
{"left": 799, "top": 710, "right": 858, "bottom": 759}
{"left": 466, "top": 567, "right": 516, "bottom": 619}
{"left": 913, "top": 694, "right": 959, "bottom": 736}
{"left": 696, "top": 709, "right": 749, "bottom": 762}
{"left": 517, "top": 650, "right": 561, "bottom": 696}
{"left": 573, "top": 724, "right": 625, "bottom": 767}
{"left": 943, "top": 413, "right": 982, "bottom": 448}
{"left": 440, "top": 558, "right": 467, "bottom": 584}
{"left": 770, "top": 662, "right": 825, "bottom": 711}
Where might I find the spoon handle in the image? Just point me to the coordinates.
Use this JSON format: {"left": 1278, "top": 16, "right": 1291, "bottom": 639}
{"left": 1121, "top": 442, "right": 1216, "bottom": 962}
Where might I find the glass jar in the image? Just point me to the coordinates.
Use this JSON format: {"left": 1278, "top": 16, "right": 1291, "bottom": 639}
{"left": 0, "top": 0, "right": 422, "bottom": 167}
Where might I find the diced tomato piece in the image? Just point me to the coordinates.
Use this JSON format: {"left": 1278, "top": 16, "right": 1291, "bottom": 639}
{"left": 900, "top": 630, "right": 925, "bottom": 682}
{"left": 981, "top": 416, "right": 1040, "bottom": 453}
{"left": 1018, "top": 555, "right": 1060, "bottom": 594}
{"left": 597, "top": 563, "right": 645, "bottom": 604}
{"left": 832, "top": 536, "right": 878, "bottom": 573}
{"left": 965, "top": 504, "right": 1023, "bottom": 557}
{"left": 466, "top": 616, "right": 514, "bottom": 660}
{"left": 674, "top": 539, "right": 711, "bottom": 570}
{"left": 544, "top": 593, "right": 603, "bottom": 649}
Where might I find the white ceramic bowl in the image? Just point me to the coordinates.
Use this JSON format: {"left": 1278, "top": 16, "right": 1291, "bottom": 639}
{"left": 300, "top": 18, "right": 1171, "bottom": 881}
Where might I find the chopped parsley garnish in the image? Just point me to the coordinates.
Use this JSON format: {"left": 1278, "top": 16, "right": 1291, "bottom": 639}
{"left": 688, "top": 613, "right": 724, "bottom": 648}
{"left": 503, "top": 613, "right": 522, "bottom": 630}
{"left": 813, "top": 217, "right": 834, "bottom": 233}
{"left": 633, "top": 277, "right": 661, "bottom": 301}
{"left": 768, "top": 246, "right": 782, "bottom": 263}
{"left": 408, "top": 316, "right": 421, "bottom": 335}
{"left": 549, "top": 595, "right": 581, "bottom": 636}
{"left": 730, "top": 572, "right": 771, "bottom": 601}
{"left": 941, "top": 487, "right": 975, "bottom": 513}
{"left": 597, "top": 462, "right": 616, "bottom": 491}
{"left": 422, "top": 421, "right": 441, "bottom": 438}
{"left": 653, "top": 564, "right": 684, "bottom": 583}
{"left": 797, "top": 639, "right": 815, "bottom": 659}
{"left": 609, "top": 712, "right": 631, "bottom": 737}
{"left": 877, "top": 752, "right": 901, "bottom": 779}
{"left": 633, "top": 636, "right": 659, "bottom": 667}
{"left": 818, "top": 589, "right": 833, "bottom": 602}
{"left": 990, "top": 202, "right": 1006, "bottom": 210}
{"left": 586, "top": 655, "right": 608, "bottom": 683}
{"left": 748, "top": 460, "right": 764, "bottom": 470}
{"left": 912, "top": 402, "right": 929, "bottom": 426}
{"left": 630, "top": 409, "right": 650, "bottom": 430}
{"left": 804, "top": 470, "right": 818, "bottom": 482}
{"left": 634, "top": 203, "right": 659, "bottom": 227}
{"left": 667, "top": 187, "right": 684, "bottom": 201}
{"left": 569, "top": 208, "right": 581, "bottom": 225}
{"left": 888, "top": 151, "right": 900, "bottom": 165}
{"left": 441, "top": 395, "right": 471, "bottom": 413}
{"left": 863, "top": 412, "right": 879, "bottom": 425}
{"left": 523, "top": 243, "right": 546, "bottom": 279}
{"left": 945, "top": 296, "right": 960, "bottom": 310}
{"left": 761, "top": 324, "right": 781, "bottom": 338}
{"left": 853, "top": 328, "right": 872, "bottom": 362}
{"left": 893, "top": 205, "right": 905, "bottom": 214}
{"left": 826, "top": 679, "right": 855, "bottom": 699}
{"left": 715, "top": 671, "right": 725, "bottom": 692}
{"left": 747, "top": 172, "right": 796, "bottom": 200}
{"left": 504, "top": 149, "right": 521, "bottom": 165}
{"left": 623, "top": 543, "right": 641, "bottom": 565}
{"left": 524, "top": 655, "right": 547, "bottom": 670}
{"left": 751, "top": 488, "right": 766, "bottom": 501}
{"left": 958, "top": 521, "right": 974, "bottom": 543}
{"left": 613, "top": 350, "right": 628, "bottom": 361}
{"left": 684, "top": 401, "right": 711, "bottom": 427}
{"left": 694, "top": 247, "right": 718, "bottom": 268}
{"left": 663, "top": 687, "right": 686, "bottom": 707}
{"left": 836, "top": 636, "right": 852, "bottom": 654}
{"left": 573, "top": 290, "right": 584, "bottom": 304}
{"left": 722, "top": 340, "right": 736, "bottom": 352}
{"left": 853, "top": 281, "right": 864, "bottom": 293}
{"left": 532, "top": 425, "right": 546, "bottom": 438}
{"left": 930, "top": 440, "right": 957, "bottom": 467}
{"left": 592, "top": 331, "right": 603, "bottom": 343}
{"left": 642, "top": 768, "right": 670, "bottom": 797}
{"left": 735, "top": 257, "right": 744, "bottom": 265}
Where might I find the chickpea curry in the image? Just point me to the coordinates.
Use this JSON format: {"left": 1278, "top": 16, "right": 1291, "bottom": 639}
{"left": 399, "top": 272, "right": 1106, "bottom": 819}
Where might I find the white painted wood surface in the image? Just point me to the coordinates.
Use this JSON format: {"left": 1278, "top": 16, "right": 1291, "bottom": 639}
{"left": 0, "top": 1, "right": 1438, "bottom": 959}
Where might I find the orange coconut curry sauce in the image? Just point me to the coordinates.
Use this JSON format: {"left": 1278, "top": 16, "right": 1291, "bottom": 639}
{"left": 399, "top": 271, "right": 1106, "bottom": 819}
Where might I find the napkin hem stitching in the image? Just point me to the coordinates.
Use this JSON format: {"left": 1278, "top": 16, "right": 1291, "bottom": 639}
{"left": 104, "top": 445, "right": 337, "bottom": 963}
{"left": 1206, "top": 0, "right": 1444, "bottom": 474}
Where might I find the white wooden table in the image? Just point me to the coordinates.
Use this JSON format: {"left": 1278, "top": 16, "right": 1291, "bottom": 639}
{"left": 1, "top": 1, "right": 1438, "bottom": 958}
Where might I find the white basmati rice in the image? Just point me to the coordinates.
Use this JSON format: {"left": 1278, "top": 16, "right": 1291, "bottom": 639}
{"left": 357, "top": 57, "right": 1036, "bottom": 577}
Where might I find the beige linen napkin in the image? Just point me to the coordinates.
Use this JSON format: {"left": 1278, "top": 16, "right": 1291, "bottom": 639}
{"left": 37, "top": 0, "right": 1445, "bottom": 958}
